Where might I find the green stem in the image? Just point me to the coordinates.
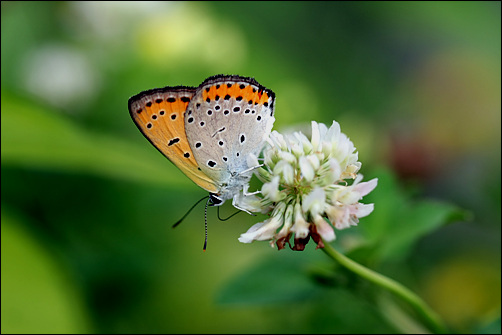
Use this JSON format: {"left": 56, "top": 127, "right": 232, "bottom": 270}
{"left": 321, "top": 242, "right": 447, "bottom": 334}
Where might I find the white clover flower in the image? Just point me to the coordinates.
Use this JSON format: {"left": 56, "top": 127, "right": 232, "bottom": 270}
{"left": 237, "top": 121, "right": 378, "bottom": 250}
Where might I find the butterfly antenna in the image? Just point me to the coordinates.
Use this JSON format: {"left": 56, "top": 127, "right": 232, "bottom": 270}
{"left": 172, "top": 196, "right": 209, "bottom": 228}
{"left": 217, "top": 206, "right": 245, "bottom": 221}
{"left": 203, "top": 197, "right": 211, "bottom": 251}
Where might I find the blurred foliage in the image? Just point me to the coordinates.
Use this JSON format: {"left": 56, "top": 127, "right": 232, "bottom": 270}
{"left": 1, "top": 1, "right": 500, "bottom": 334}
{"left": 2, "top": 210, "right": 91, "bottom": 333}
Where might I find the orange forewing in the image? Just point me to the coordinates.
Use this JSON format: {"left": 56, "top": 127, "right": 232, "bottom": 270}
{"left": 201, "top": 83, "right": 271, "bottom": 106}
{"left": 128, "top": 87, "right": 218, "bottom": 192}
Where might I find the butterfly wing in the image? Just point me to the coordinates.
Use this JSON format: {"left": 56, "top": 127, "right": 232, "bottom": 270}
{"left": 184, "top": 75, "right": 275, "bottom": 199}
{"left": 128, "top": 86, "right": 218, "bottom": 193}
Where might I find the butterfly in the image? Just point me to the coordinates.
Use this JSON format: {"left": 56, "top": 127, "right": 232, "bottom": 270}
{"left": 128, "top": 74, "right": 275, "bottom": 217}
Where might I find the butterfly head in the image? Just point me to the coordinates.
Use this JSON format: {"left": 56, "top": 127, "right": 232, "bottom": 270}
{"left": 211, "top": 169, "right": 254, "bottom": 204}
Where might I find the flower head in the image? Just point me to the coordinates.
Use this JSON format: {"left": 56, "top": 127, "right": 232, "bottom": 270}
{"left": 237, "top": 121, "right": 377, "bottom": 250}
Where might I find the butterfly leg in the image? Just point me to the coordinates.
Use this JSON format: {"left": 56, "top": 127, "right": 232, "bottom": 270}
{"left": 243, "top": 184, "right": 260, "bottom": 196}
{"left": 231, "top": 196, "right": 254, "bottom": 215}
{"left": 238, "top": 163, "right": 264, "bottom": 176}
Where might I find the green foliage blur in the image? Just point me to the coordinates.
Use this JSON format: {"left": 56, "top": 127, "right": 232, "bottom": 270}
{"left": 1, "top": 1, "right": 500, "bottom": 334}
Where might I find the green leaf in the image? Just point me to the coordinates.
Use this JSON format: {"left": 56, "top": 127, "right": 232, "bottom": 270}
{"left": 375, "top": 199, "right": 468, "bottom": 261}
{"left": 355, "top": 168, "right": 471, "bottom": 262}
{"left": 217, "top": 251, "right": 397, "bottom": 333}
{"left": 1, "top": 90, "right": 190, "bottom": 188}
{"left": 216, "top": 254, "right": 321, "bottom": 305}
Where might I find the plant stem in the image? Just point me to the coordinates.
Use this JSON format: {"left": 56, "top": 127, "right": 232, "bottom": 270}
{"left": 321, "top": 242, "right": 447, "bottom": 334}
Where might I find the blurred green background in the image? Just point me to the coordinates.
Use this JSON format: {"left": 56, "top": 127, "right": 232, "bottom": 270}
{"left": 1, "top": 1, "right": 500, "bottom": 334}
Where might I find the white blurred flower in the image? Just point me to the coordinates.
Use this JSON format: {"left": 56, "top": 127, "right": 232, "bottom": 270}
{"left": 22, "top": 45, "right": 100, "bottom": 111}
{"left": 237, "top": 121, "right": 378, "bottom": 250}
